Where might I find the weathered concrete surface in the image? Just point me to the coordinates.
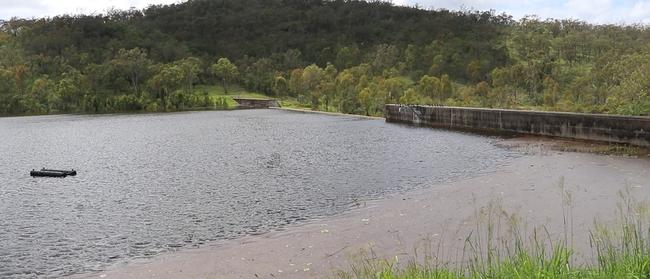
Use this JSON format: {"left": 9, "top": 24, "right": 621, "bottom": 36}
{"left": 233, "top": 98, "right": 280, "bottom": 109}
{"left": 385, "top": 104, "right": 650, "bottom": 147}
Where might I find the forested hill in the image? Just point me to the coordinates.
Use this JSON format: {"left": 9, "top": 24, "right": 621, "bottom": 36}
{"left": 1, "top": 0, "right": 649, "bottom": 116}
{"left": 5, "top": 0, "right": 510, "bottom": 71}
{"left": 136, "top": 0, "right": 511, "bottom": 64}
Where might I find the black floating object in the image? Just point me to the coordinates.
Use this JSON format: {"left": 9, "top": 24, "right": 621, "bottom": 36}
{"left": 30, "top": 168, "right": 77, "bottom": 177}
{"left": 41, "top": 168, "right": 77, "bottom": 176}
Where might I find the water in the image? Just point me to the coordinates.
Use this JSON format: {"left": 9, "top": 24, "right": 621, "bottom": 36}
{"left": 0, "top": 110, "right": 516, "bottom": 278}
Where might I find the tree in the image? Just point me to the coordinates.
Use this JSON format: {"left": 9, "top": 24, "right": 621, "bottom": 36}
{"left": 378, "top": 77, "right": 409, "bottom": 104}
{"left": 112, "top": 48, "right": 152, "bottom": 95}
{"left": 372, "top": 44, "right": 399, "bottom": 74}
{"left": 358, "top": 87, "right": 374, "bottom": 115}
{"left": 301, "top": 64, "right": 324, "bottom": 109}
{"left": 490, "top": 67, "right": 522, "bottom": 106}
{"left": 10, "top": 64, "right": 29, "bottom": 95}
{"left": 211, "top": 57, "right": 238, "bottom": 94}
{"left": 507, "top": 17, "right": 556, "bottom": 105}
{"left": 404, "top": 44, "right": 420, "bottom": 73}
{"left": 417, "top": 75, "right": 441, "bottom": 101}
{"left": 280, "top": 49, "right": 303, "bottom": 70}
{"left": 242, "top": 58, "right": 276, "bottom": 94}
{"left": 605, "top": 50, "right": 650, "bottom": 115}
{"left": 148, "top": 63, "right": 183, "bottom": 106}
{"left": 399, "top": 88, "right": 420, "bottom": 105}
{"left": 466, "top": 60, "right": 483, "bottom": 82}
{"left": 428, "top": 54, "right": 445, "bottom": 77}
{"left": 27, "top": 75, "right": 54, "bottom": 113}
{"left": 475, "top": 81, "right": 491, "bottom": 107}
{"left": 272, "top": 76, "right": 288, "bottom": 97}
{"left": 335, "top": 69, "right": 360, "bottom": 114}
{"left": 439, "top": 74, "right": 454, "bottom": 101}
{"left": 288, "top": 68, "right": 304, "bottom": 98}
{"left": 320, "top": 63, "right": 338, "bottom": 110}
{"left": 335, "top": 46, "right": 359, "bottom": 70}
{"left": 564, "top": 75, "right": 599, "bottom": 111}
{"left": 542, "top": 76, "right": 561, "bottom": 107}
{"left": 0, "top": 69, "right": 17, "bottom": 113}
{"left": 177, "top": 57, "right": 201, "bottom": 93}
{"left": 55, "top": 70, "right": 87, "bottom": 112}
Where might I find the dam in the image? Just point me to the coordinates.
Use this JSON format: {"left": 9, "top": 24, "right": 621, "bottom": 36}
{"left": 385, "top": 104, "right": 650, "bottom": 147}
{"left": 233, "top": 98, "right": 280, "bottom": 109}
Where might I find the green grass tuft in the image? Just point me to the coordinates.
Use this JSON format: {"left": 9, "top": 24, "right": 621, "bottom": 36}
{"left": 335, "top": 188, "right": 650, "bottom": 279}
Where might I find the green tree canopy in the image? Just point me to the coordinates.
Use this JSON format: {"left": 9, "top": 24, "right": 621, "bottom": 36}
{"left": 211, "top": 58, "right": 238, "bottom": 94}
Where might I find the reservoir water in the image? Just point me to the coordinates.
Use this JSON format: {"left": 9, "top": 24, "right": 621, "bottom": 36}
{"left": 0, "top": 109, "right": 516, "bottom": 278}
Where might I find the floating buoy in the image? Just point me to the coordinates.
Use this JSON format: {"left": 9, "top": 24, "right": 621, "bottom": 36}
{"left": 41, "top": 169, "right": 77, "bottom": 176}
{"left": 30, "top": 168, "right": 77, "bottom": 177}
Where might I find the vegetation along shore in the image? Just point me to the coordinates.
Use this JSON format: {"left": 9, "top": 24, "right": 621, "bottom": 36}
{"left": 1, "top": 0, "right": 649, "bottom": 117}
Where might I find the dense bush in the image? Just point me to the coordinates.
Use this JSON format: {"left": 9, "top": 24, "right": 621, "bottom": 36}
{"left": 0, "top": 0, "right": 649, "bottom": 116}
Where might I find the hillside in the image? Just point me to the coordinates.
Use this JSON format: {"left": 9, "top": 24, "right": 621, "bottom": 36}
{"left": 0, "top": 0, "right": 649, "bottom": 116}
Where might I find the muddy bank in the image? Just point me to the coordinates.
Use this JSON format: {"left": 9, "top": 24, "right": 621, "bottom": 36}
{"left": 76, "top": 150, "right": 650, "bottom": 279}
{"left": 497, "top": 135, "right": 650, "bottom": 156}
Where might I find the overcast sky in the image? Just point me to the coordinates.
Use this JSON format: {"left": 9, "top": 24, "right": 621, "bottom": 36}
{"left": 395, "top": 0, "right": 650, "bottom": 24}
{"left": 1, "top": 0, "right": 649, "bottom": 24}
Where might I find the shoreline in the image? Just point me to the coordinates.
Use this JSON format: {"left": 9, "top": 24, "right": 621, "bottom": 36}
{"left": 272, "top": 107, "right": 385, "bottom": 120}
{"left": 0, "top": 107, "right": 240, "bottom": 119}
{"left": 75, "top": 146, "right": 650, "bottom": 279}
{"left": 0, "top": 107, "right": 380, "bottom": 121}
{"left": 6, "top": 106, "right": 650, "bottom": 155}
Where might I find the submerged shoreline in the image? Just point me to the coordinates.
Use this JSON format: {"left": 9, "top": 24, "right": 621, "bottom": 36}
{"left": 75, "top": 145, "right": 650, "bottom": 279}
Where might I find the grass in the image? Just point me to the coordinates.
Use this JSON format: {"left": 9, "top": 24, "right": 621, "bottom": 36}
{"left": 556, "top": 143, "right": 650, "bottom": 157}
{"left": 194, "top": 84, "right": 270, "bottom": 99}
{"left": 503, "top": 136, "right": 650, "bottom": 158}
{"left": 279, "top": 99, "right": 312, "bottom": 109}
{"left": 335, "top": 188, "right": 650, "bottom": 279}
{"left": 193, "top": 85, "right": 275, "bottom": 107}
{"left": 595, "top": 144, "right": 650, "bottom": 157}
{"left": 193, "top": 85, "right": 313, "bottom": 109}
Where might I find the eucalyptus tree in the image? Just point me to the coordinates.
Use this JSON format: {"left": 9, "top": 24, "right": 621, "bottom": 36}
{"left": 211, "top": 58, "right": 238, "bottom": 94}
{"left": 148, "top": 63, "right": 183, "bottom": 105}
{"left": 272, "top": 76, "right": 288, "bottom": 97}
{"left": 112, "top": 48, "right": 152, "bottom": 96}
{"left": 177, "top": 57, "right": 202, "bottom": 94}
{"left": 301, "top": 64, "right": 324, "bottom": 109}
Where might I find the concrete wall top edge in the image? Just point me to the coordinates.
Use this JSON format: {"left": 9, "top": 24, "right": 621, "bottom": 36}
{"left": 385, "top": 104, "right": 650, "bottom": 121}
{"left": 233, "top": 98, "right": 277, "bottom": 101}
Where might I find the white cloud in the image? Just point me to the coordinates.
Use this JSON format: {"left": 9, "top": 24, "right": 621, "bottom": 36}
{"left": 1, "top": 0, "right": 649, "bottom": 24}
{"left": 629, "top": 1, "right": 650, "bottom": 23}
{"left": 396, "top": 0, "right": 650, "bottom": 24}
{"left": 0, "top": 0, "right": 179, "bottom": 20}
{"left": 565, "top": 0, "right": 612, "bottom": 18}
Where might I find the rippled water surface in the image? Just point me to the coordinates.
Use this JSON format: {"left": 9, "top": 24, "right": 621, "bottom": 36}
{"left": 0, "top": 110, "right": 516, "bottom": 278}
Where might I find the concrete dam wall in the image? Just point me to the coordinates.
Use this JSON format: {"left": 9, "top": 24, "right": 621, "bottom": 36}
{"left": 385, "top": 104, "right": 650, "bottom": 147}
{"left": 233, "top": 98, "right": 280, "bottom": 109}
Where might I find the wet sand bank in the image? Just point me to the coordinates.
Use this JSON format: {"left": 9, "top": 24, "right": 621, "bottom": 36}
{"left": 78, "top": 147, "right": 650, "bottom": 279}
